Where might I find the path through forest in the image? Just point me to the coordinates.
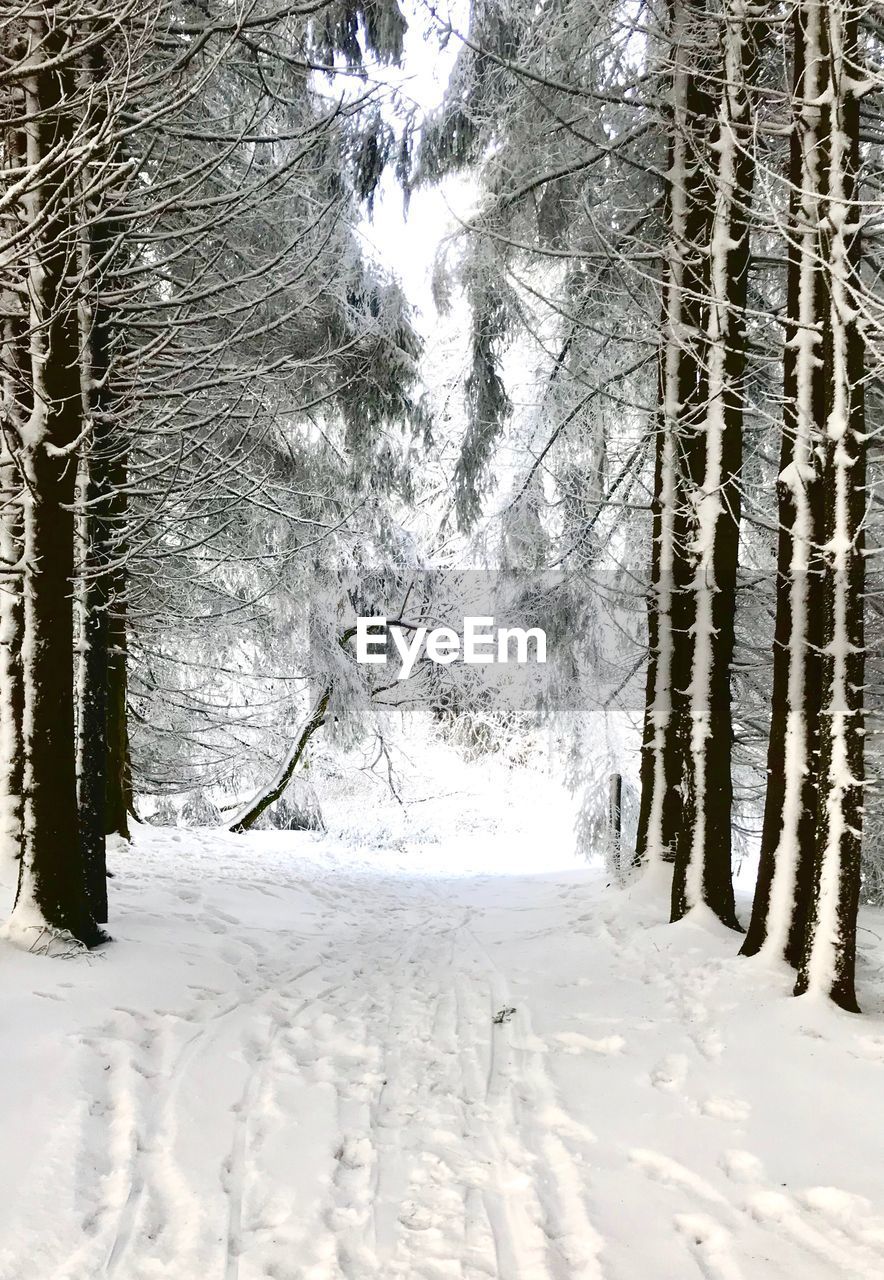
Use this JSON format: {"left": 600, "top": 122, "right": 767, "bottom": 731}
{"left": 2, "top": 826, "right": 884, "bottom": 1280}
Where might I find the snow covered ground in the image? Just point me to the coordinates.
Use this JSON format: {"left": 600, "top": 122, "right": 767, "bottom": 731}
{"left": 2, "top": 759, "right": 884, "bottom": 1280}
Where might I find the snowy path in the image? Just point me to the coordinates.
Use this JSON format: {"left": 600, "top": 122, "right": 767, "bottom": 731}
{"left": 2, "top": 827, "right": 884, "bottom": 1279}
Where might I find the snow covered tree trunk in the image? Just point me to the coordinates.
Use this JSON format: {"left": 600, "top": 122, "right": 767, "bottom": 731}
{"left": 75, "top": 38, "right": 123, "bottom": 920}
{"left": 745, "top": 0, "right": 866, "bottom": 1007}
{"left": 0, "top": 444, "right": 23, "bottom": 876}
{"left": 104, "top": 565, "right": 132, "bottom": 840}
{"left": 670, "top": 1, "right": 759, "bottom": 929}
{"left": 7, "top": 9, "right": 104, "bottom": 946}
{"left": 635, "top": 391, "right": 681, "bottom": 868}
{"left": 742, "top": 6, "right": 825, "bottom": 965}
{"left": 635, "top": 0, "right": 702, "bottom": 871}
{"left": 636, "top": 0, "right": 745, "bottom": 928}
{"left": 794, "top": 0, "right": 866, "bottom": 1011}
{"left": 0, "top": 69, "right": 26, "bottom": 876}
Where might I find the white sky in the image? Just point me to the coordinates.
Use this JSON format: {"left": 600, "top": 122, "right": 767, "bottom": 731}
{"left": 357, "top": 0, "right": 473, "bottom": 321}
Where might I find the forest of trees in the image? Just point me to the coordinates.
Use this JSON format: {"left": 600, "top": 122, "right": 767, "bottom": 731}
{"left": 0, "top": 0, "right": 882, "bottom": 1013}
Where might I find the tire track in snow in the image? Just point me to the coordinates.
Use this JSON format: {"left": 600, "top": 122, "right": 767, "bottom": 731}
{"left": 68, "top": 916, "right": 334, "bottom": 1280}
{"left": 367, "top": 923, "right": 440, "bottom": 1267}
{"left": 222, "top": 977, "right": 347, "bottom": 1280}
{"left": 61, "top": 869, "right": 613, "bottom": 1280}
{"left": 462, "top": 922, "right": 604, "bottom": 1280}
{"left": 327, "top": 880, "right": 604, "bottom": 1280}
{"left": 337, "top": 914, "right": 471, "bottom": 1278}
{"left": 101, "top": 1010, "right": 204, "bottom": 1279}
{"left": 301, "top": 892, "right": 567, "bottom": 1280}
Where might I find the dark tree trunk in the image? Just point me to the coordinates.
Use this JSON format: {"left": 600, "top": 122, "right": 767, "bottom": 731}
{"left": 76, "top": 40, "right": 124, "bottom": 920}
{"left": 0, "top": 34, "right": 28, "bottom": 872}
{"left": 670, "top": 3, "right": 760, "bottom": 931}
{"left": 10, "top": 11, "right": 103, "bottom": 946}
{"left": 105, "top": 582, "right": 133, "bottom": 840}
{"left": 18, "top": 454, "right": 103, "bottom": 942}
{"left": 635, "top": 0, "right": 701, "bottom": 870}
{"left": 794, "top": 0, "right": 866, "bottom": 1011}
{"left": 742, "top": 11, "right": 824, "bottom": 962}
{"left": 664, "top": 0, "right": 734, "bottom": 924}
{"left": 744, "top": 0, "right": 865, "bottom": 1009}
{"left": 0, "top": 452, "right": 24, "bottom": 869}
{"left": 77, "top": 448, "right": 112, "bottom": 921}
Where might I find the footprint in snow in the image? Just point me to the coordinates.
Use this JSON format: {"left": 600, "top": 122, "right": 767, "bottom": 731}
{"left": 699, "top": 1096, "right": 751, "bottom": 1123}
{"left": 334, "top": 1135, "right": 373, "bottom": 1169}
{"left": 630, "top": 1149, "right": 728, "bottom": 1206}
{"left": 674, "top": 1213, "right": 744, "bottom": 1280}
{"left": 399, "top": 1202, "right": 436, "bottom": 1231}
{"left": 852, "top": 1033, "right": 884, "bottom": 1061}
{"left": 720, "top": 1149, "right": 765, "bottom": 1184}
{"left": 650, "top": 1053, "right": 689, "bottom": 1092}
{"left": 797, "top": 1186, "right": 884, "bottom": 1252}
{"left": 801, "top": 1185, "right": 875, "bottom": 1219}
{"left": 553, "top": 1031, "right": 626, "bottom": 1055}
{"left": 698, "top": 1030, "right": 725, "bottom": 1059}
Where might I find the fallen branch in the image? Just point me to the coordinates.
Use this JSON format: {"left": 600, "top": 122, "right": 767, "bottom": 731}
{"left": 226, "top": 618, "right": 423, "bottom": 834}
{"left": 227, "top": 687, "right": 330, "bottom": 833}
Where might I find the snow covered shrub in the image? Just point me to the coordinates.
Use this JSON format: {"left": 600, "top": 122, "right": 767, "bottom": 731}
{"left": 257, "top": 783, "right": 325, "bottom": 833}
{"left": 180, "top": 791, "right": 224, "bottom": 828}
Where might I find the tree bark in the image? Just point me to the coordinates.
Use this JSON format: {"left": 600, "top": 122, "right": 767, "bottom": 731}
{"left": 76, "top": 38, "right": 125, "bottom": 919}
{"left": 670, "top": 0, "right": 759, "bottom": 930}
{"left": 744, "top": 0, "right": 866, "bottom": 1010}
{"left": 742, "top": 6, "right": 825, "bottom": 964}
{"left": 0, "top": 448, "right": 24, "bottom": 876}
{"left": 0, "top": 25, "right": 28, "bottom": 878}
{"left": 105, "top": 573, "right": 133, "bottom": 839}
{"left": 794, "top": 0, "right": 866, "bottom": 1011}
{"left": 635, "top": 0, "right": 703, "bottom": 870}
{"left": 8, "top": 9, "right": 104, "bottom": 946}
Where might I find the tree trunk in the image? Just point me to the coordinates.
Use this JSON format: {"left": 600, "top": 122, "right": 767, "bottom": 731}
{"left": 636, "top": 0, "right": 743, "bottom": 929}
{"left": 0, "top": 449, "right": 23, "bottom": 878}
{"left": 742, "top": 6, "right": 825, "bottom": 964}
{"left": 17, "top": 453, "right": 103, "bottom": 943}
{"left": 75, "top": 40, "right": 124, "bottom": 919}
{"left": 8, "top": 10, "right": 104, "bottom": 947}
{"left": 635, "top": 0, "right": 701, "bottom": 870}
{"left": 744, "top": 0, "right": 866, "bottom": 1010}
{"left": 670, "top": 0, "right": 758, "bottom": 929}
{"left": 105, "top": 578, "right": 133, "bottom": 839}
{"left": 794, "top": 0, "right": 866, "bottom": 1012}
{"left": 0, "top": 28, "right": 28, "bottom": 879}
{"left": 634, "top": 402, "right": 681, "bottom": 868}
{"left": 76, "top": 451, "right": 111, "bottom": 920}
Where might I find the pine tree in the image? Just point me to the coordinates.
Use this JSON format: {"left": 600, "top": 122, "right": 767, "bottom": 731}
{"left": 793, "top": 0, "right": 867, "bottom": 1011}
{"left": 4, "top": 6, "right": 112, "bottom": 945}
{"left": 741, "top": 1, "right": 826, "bottom": 966}
{"left": 742, "top": 0, "right": 868, "bottom": 1012}
{"left": 668, "top": 0, "right": 760, "bottom": 929}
